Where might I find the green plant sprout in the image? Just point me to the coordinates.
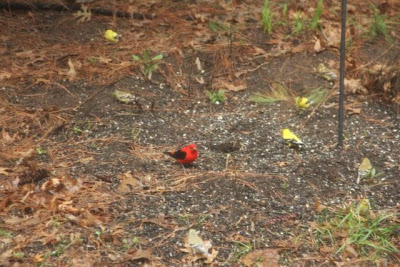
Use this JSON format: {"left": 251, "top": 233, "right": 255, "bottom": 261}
{"left": 132, "top": 49, "right": 163, "bottom": 80}
{"left": 206, "top": 89, "right": 226, "bottom": 104}
{"left": 232, "top": 240, "right": 253, "bottom": 261}
{"left": 209, "top": 20, "right": 228, "bottom": 33}
{"left": 293, "top": 12, "right": 305, "bottom": 35}
{"left": 281, "top": 4, "right": 288, "bottom": 24}
{"left": 36, "top": 147, "right": 46, "bottom": 155}
{"left": 261, "top": 0, "right": 273, "bottom": 34}
{"left": 369, "top": 5, "right": 392, "bottom": 42}
{"left": 311, "top": 0, "right": 324, "bottom": 30}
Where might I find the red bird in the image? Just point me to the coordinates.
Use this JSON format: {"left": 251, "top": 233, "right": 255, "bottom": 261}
{"left": 164, "top": 144, "right": 198, "bottom": 165}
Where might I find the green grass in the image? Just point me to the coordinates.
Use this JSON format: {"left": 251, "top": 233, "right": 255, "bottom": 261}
{"left": 261, "top": 0, "right": 273, "bottom": 34}
{"left": 232, "top": 240, "right": 253, "bottom": 262}
{"left": 312, "top": 199, "right": 399, "bottom": 260}
{"left": 304, "top": 87, "right": 329, "bottom": 104}
{"left": 311, "top": 0, "right": 324, "bottom": 30}
{"left": 369, "top": 5, "right": 392, "bottom": 42}
{"left": 292, "top": 12, "right": 305, "bottom": 35}
{"left": 0, "top": 228, "right": 13, "bottom": 238}
{"left": 206, "top": 89, "right": 226, "bottom": 104}
{"left": 249, "top": 83, "right": 291, "bottom": 104}
{"left": 209, "top": 20, "right": 228, "bottom": 33}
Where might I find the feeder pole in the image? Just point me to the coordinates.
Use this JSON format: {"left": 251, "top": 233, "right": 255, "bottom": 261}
{"left": 338, "top": 0, "right": 347, "bottom": 148}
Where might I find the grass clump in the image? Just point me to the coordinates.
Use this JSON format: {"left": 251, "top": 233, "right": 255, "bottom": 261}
{"left": 132, "top": 49, "right": 163, "bottom": 80}
{"left": 312, "top": 199, "right": 399, "bottom": 261}
{"left": 261, "top": 0, "right": 273, "bottom": 34}
{"left": 310, "top": 0, "right": 324, "bottom": 30}
{"left": 207, "top": 89, "right": 226, "bottom": 104}
{"left": 249, "top": 82, "right": 290, "bottom": 104}
{"left": 369, "top": 5, "right": 392, "bottom": 42}
{"left": 292, "top": 12, "right": 305, "bottom": 35}
{"left": 209, "top": 20, "right": 228, "bottom": 33}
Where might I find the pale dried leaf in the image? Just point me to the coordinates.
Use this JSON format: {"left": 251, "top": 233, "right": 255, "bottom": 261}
{"left": 67, "top": 59, "right": 77, "bottom": 81}
{"left": 240, "top": 249, "right": 280, "bottom": 267}
{"left": 195, "top": 76, "right": 204, "bottom": 84}
{"left": 73, "top": 5, "right": 92, "bottom": 23}
{"left": 0, "top": 71, "right": 11, "bottom": 81}
{"left": 345, "top": 78, "right": 368, "bottom": 94}
{"left": 314, "top": 38, "right": 322, "bottom": 52}
{"left": 195, "top": 57, "right": 202, "bottom": 71}
{"left": 118, "top": 172, "right": 141, "bottom": 192}
{"left": 218, "top": 81, "right": 246, "bottom": 92}
{"left": 314, "top": 199, "right": 327, "bottom": 213}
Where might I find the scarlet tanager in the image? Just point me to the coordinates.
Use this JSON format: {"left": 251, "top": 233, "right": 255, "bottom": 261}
{"left": 164, "top": 144, "right": 198, "bottom": 165}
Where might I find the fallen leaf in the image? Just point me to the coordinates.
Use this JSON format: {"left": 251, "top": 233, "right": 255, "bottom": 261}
{"left": 0, "top": 167, "right": 10, "bottom": 175}
{"left": 319, "top": 245, "right": 335, "bottom": 253}
{"left": 66, "top": 59, "right": 77, "bottom": 81}
{"left": 314, "top": 38, "right": 322, "bottom": 52}
{"left": 344, "top": 244, "right": 358, "bottom": 258}
{"left": 240, "top": 249, "right": 280, "bottom": 267}
{"left": 345, "top": 78, "right": 368, "bottom": 94}
{"left": 118, "top": 171, "right": 140, "bottom": 192}
{"left": 345, "top": 106, "right": 362, "bottom": 114}
{"left": 0, "top": 71, "right": 11, "bottom": 81}
{"left": 195, "top": 76, "right": 205, "bottom": 84}
{"left": 73, "top": 5, "right": 92, "bottom": 23}
{"left": 195, "top": 57, "right": 202, "bottom": 71}
{"left": 218, "top": 81, "right": 246, "bottom": 92}
{"left": 127, "top": 248, "right": 154, "bottom": 261}
{"left": 314, "top": 199, "right": 327, "bottom": 213}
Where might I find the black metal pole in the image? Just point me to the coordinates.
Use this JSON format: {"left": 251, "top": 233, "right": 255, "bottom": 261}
{"left": 337, "top": 0, "right": 347, "bottom": 148}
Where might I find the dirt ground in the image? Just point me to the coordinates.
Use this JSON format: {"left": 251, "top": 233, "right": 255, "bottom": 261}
{"left": 0, "top": 1, "right": 399, "bottom": 266}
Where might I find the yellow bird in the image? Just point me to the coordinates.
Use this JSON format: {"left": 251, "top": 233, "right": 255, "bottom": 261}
{"left": 356, "top": 158, "right": 372, "bottom": 184}
{"left": 104, "top": 29, "right": 121, "bottom": 43}
{"left": 282, "top": 128, "right": 304, "bottom": 148}
{"left": 295, "top": 96, "right": 313, "bottom": 110}
{"left": 357, "top": 198, "right": 371, "bottom": 217}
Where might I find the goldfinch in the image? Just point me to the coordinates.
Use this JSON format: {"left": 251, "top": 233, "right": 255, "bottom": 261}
{"left": 295, "top": 96, "right": 313, "bottom": 110}
{"left": 357, "top": 198, "right": 371, "bottom": 217}
{"left": 356, "top": 158, "right": 372, "bottom": 184}
{"left": 282, "top": 128, "right": 305, "bottom": 148}
{"left": 113, "top": 89, "right": 135, "bottom": 104}
{"left": 187, "top": 229, "right": 210, "bottom": 256}
{"left": 104, "top": 29, "right": 121, "bottom": 43}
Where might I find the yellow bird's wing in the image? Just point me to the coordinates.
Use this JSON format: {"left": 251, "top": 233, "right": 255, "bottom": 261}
{"left": 282, "top": 128, "right": 304, "bottom": 147}
{"left": 295, "top": 97, "right": 311, "bottom": 109}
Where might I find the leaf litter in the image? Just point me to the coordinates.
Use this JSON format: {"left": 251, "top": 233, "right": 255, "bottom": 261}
{"left": 1, "top": 0, "right": 399, "bottom": 266}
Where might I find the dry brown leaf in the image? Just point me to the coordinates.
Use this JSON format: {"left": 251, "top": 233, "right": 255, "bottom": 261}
{"left": 346, "top": 106, "right": 362, "bottom": 114}
{"left": 217, "top": 81, "right": 246, "bottom": 92}
{"left": 66, "top": 59, "right": 77, "bottom": 81}
{"left": 0, "top": 71, "right": 11, "bottom": 81}
{"left": 127, "top": 248, "right": 154, "bottom": 261}
{"left": 0, "top": 249, "right": 13, "bottom": 263}
{"left": 0, "top": 167, "right": 10, "bottom": 175}
{"left": 345, "top": 78, "right": 368, "bottom": 94}
{"left": 195, "top": 76, "right": 205, "bottom": 84}
{"left": 314, "top": 38, "right": 322, "bottom": 52}
{"left": 73, "top": 5, "right": 92, "bottom": 23}
{"left": 314, "top": 199, "right": 327, "bottom": 213}
{"left": 344, "top": 244, "right": 358, "bottom": 258}
{"left": 240, "top": 249, "right": 280, "bottom": 267}
{"left": 319, "top": 245, "right": 335, "bottom": 253}
{"left": 1, "top": 130, "right": 16, "bottom": 143}
{"left": 195, "top": 57, "right": 202, "bottom": 71}
{"left": 118, "top": 171, "right": 141, "bottom": 192}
